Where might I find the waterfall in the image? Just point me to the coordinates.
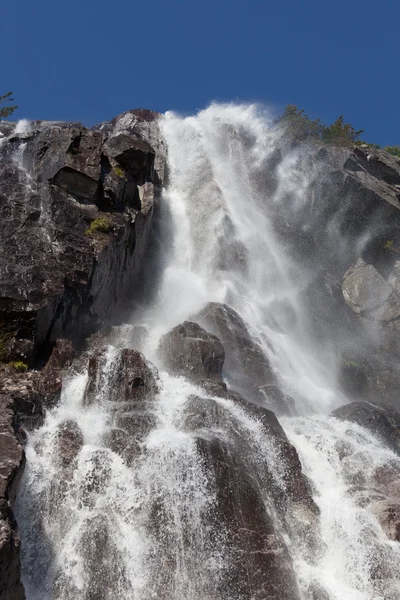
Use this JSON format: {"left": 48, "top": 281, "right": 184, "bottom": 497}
{"left": 15, "top": 104, "right": 400, "bottom": 600}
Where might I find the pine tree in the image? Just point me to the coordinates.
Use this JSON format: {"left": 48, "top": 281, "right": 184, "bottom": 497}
{"left": 321, "top": 115, "right": 363, "bottom": 145}
{"left": 0, "top": 92, "right": 18, "bottom": 118}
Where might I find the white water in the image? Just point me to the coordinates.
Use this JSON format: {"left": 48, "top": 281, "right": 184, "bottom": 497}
{"left": 15, "top": 104, "right": 400, "bottom": 599}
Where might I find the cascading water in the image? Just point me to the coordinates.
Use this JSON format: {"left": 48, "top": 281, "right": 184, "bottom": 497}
{"left": 15, "top": 104, "right": 400, "bottom": 600}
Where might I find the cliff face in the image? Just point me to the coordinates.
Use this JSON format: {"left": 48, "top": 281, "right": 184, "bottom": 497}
{"left": 1, "top": 108, "right": 400, "bottom": 599}
{"left": 0, "top": 109, "right": 165, "bottom": 599}
{"left": 0, "top": 110, "right": 165, "bottom": 365}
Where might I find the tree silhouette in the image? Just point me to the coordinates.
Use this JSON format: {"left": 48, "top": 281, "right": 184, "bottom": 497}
{"left": 0, "top": 92, "right": 18, "bottom": 118}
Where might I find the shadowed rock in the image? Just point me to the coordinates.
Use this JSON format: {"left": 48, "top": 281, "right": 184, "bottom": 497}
{"left": 0, "top": 395, "right": 26, "bottom": 600}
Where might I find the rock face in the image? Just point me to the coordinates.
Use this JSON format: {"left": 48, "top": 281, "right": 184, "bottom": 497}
{"left": 180, "top": 390, "right": 316, "bottom": 599}
{"left": 85, "top": 347, "right": 158, "bottom": 464}
{"left": 194, "top": 303, "right": 294, "bottom": 414}
{"left": 0, "top": 395, "right": 26, "bottom": 600}
{"left": 342, "top": 259, "right": 400, "bottom": 322}
{"left": 158, "top": 321, "right": 225, "bottom": 381}
{"left": 0, "top": 110, "right": 165, "bottom": 365}
{"left": 332, "top": 402, "right": 400, "bottom": 456}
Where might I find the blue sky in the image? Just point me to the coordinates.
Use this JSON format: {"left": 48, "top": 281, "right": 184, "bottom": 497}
{"left": 2, "top": 0, "right": 399, "bottom": 145}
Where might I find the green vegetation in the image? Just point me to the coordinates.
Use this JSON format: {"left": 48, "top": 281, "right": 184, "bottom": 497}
{"left": 0, "top": 328, "right": 13, "bottom": 362}
{"left": 7, "top": 361, "right": 28, "bottom": 372}
{"left": 85, "top": 216, "right": 114, "bottom": 237}
{"left": 356, "top": 140, "right": 381, "bottom": 150}
{"left": 383, "top": 240, "right": 400, "bottom": 254}
{"left": 277, "top": 105, "right": 363, "bottom": 146}
{"left": 343, "top": 359, "right": 358, "bottom": 369}
{"left": 113, "top": 165, "right": 125, "bottom": 178}
{"left": 0, "top": 92, "right": 18, "bottom": 118}
{"left": 384, "top": 146, "right": 400, "bottom": 158}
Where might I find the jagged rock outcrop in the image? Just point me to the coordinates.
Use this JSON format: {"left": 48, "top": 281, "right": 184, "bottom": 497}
{"left": 0, "top": 110, "right": 165, "bottom": 366}
{"left": 85, "top": 347, "right": 158, "bottom": 464}
{"left": 158, "top": 321, "right": 225, "bottom": 381}
{"left": 180, "top": 390, "right": 317, "bottom": 599}
{"left": 194, "top": 303, "right": 294, "bottom": 414}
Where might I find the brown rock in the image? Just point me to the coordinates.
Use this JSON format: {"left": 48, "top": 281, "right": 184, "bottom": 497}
{"left": 158, "top": 321, "right": 225, "bottom": 382}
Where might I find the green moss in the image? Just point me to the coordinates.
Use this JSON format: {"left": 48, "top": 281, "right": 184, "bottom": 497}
{"left": 112, "top": 165, "right": 125, "bottom": 178}
{"left": 85, "top": 217, "right": 114, "bottom": 237}
{"left": 384, "top": 240, "right": 394, "bottom": 251}
{"left": 343, "top": 359, "right": 358, "bottom": 369}
{"left": 7, "top": 361, "right": 28, "bottom": 372}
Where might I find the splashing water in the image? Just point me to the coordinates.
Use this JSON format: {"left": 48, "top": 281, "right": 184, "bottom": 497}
{"left": 15, "top": 104, "right": 400, "bottom": 599}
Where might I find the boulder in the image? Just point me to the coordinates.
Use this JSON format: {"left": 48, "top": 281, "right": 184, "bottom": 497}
{"left": 194, "top": 303, "right": 294, "bottom": 412}
{"left": 158, "top": 321, "right": 225, "bottom": 381}
{"left": 342, "top": 259, "right": 400, "bottom": 321}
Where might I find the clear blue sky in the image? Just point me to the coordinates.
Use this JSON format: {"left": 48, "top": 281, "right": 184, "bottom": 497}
{"left": 2, "top": 0, "right": 399, "bottom": 146}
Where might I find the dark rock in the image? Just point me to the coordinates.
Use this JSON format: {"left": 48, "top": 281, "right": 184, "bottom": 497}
{"left": 158, "top": 321, "right": 225, "bottom": 381}
{"left": 0, "top": 395, "right": 26, "bottom": 600}
{"left": 182, "top": 390, "right": 319, "bottom": 566}
{"left": 331, "top": 402, "right": 400, "bottom": 455}
{"left": 0, "top": 111, "right": 165, "bottom": 365}
{"left": 103, "top": 134, "right": 155, "bottom": 184}
{"left": 56, "top": 420, "right": 84, "bottom": 470}
{"left": 194, "top": 303, "right": 287, "bottom": 409}
{"left": 84, "top": 347, "right": 158, "bottom": 463}
{"left": 195, "top": 434, "right": 302, "bottom": 600}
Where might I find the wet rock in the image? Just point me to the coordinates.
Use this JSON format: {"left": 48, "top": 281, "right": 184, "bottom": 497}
{"left": 84, "top": 347, "right": 158, "bottom": 463}
{"left": 342, "top": 259, "right": 400, "bottom": 321}
{"left": 56, "top": 420, "right": 84, "bottom": 470}
{"left": 196, "top": 379, "right": 316, "bottom": 512}
{"left": 196, "top": 434, "right": 302, "bottom": 600}
{"left": 369, "top": 500, "right": 400, "bottom": 541}
{"left": 331, "top": 402, "right": 400, "bottom": 456}
{"left": 0, "top": 395, "right": 26, "bottom": 600}
{"left": 195, "top": 303, "right": 283, "bottom": 407}
{"left": 183, "top": 389, "right": 319, "bottom": 576}
{"left": 158, "top": 321, "right": 225, "bottom": 382}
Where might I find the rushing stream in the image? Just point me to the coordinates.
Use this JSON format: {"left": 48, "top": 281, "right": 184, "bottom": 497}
{"left": 15, "top": 104, "right": 400, "bottom": 599}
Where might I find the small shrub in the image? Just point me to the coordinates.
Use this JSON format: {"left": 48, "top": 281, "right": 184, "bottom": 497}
{"left": 277, "top": 104, "right": 322, "bottom": 143}
{"left": 113, "top": 165, "right": 125, "bottom": 178}
{"left": 384, "top": 146, "right": 400, "bottom": 158}
{"left": 85, "top": 217, "right": 114, "bottom": 237}
{"left": 7, "top": 361, "right": 28, "bottom": 372}
{"left": 383, "top": 240, "right": 400, "bottom": 254}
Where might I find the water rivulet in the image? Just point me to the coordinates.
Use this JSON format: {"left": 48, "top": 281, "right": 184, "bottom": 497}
{"left": 15, "top": 105, "right": 400, "bottom": 599}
